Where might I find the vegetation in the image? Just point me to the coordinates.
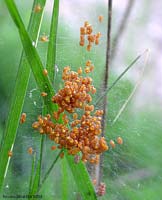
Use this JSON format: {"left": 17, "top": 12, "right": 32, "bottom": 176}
{"left": 0, "top": 1, "right": 162, "bottom": 200}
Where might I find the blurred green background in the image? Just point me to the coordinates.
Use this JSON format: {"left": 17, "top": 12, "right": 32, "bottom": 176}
{"left": 0, "top": 0, "right": 162, "bottom": 199}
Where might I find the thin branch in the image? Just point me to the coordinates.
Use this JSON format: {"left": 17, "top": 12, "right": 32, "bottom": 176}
{"left": 29, "top": 153, "right": 36, "bottom": 193}
{"left": 37, "top": 150, "right": 62, "bottom": 193}
{"left": 97, "top": 0, "right": 113, "bottom": 187}
{"left": 102, "top": 0, "right": 112, "bottom": 136}
{"left": 111, "top": 0, "right": 136, "bottom": 60}
{"left": 95, "top": 49, "right": 148, "bottom": 106}
{"left": 112, "top": 49, "right": 150, "bottom": 125}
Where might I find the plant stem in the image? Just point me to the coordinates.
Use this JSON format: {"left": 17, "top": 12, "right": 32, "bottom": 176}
{"left": 96, "top": 0, "right": 113, "bottom": 188}
{"left": 95, "top": 50, "right": 147, "bottom": 106}
{"left": 29, "top": 153, "right": 36, "bottom": 193}
{"left": 37, "top": 150, "right": 62, "bottom": 193}
{"left": 46, "top": 0, "right": 59, "bottom": 82}
{"left": 61, "top": 157, "right": 68, "bottom": 200}
{"left": 101, "top": 0, "right": 112, "bottom": 136}
{"left": 0, "top": 0, "right": 46, "bottom": 191}
{"left": 34, "top": 0, "right": 60, "bottom": 192}
{"left": 112, "top": 49, "right": 149, "bottom": 125}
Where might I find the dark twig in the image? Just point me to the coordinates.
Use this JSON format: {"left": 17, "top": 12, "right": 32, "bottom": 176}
{"left": 96, "top": 0, "right": 113, "bottom": 187}
{"left": 111, "top": 0, "right": 136, "bottom": 60}
{"left": 101, "top": 0, "right": 112, "bottom": 136}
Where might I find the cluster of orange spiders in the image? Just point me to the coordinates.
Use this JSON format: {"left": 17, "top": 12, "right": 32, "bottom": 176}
{"left": 32, "top": 62, "right": 108, "bottom": 164}
{"left": 97, "top": 182, "right": 106, "bottom": 196}
{"left": 79, "top": 21, "right": 101, "bottom": 51}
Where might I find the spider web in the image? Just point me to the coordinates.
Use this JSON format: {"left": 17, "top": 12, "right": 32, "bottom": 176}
{"left": 1, "top": 0, "right": 162, "bottom": 199}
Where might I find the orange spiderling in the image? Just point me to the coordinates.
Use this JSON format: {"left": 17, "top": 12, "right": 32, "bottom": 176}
{"left": 20, "top": 113, "right": 26, "bottom": 124}
{"left": 32, "top": 121, "right": 40, "bottom": 129}
{"left": 60, "top": 152, "right": 64, "bottom": 158}
{"left": 43, "top": 69, "right": 48, "bottom": 76}
{"left": 86, "top": 25, "right": 93, "bottom": 35}
{"left": 40, "top": 35, "right": 49, "bottom": 42}
{"left": 27, "top": 147, "right": 33, "bottom": 155}
{"left": 73, "top": 113, "right": 78, "bottom": 120}
{"left": 95, "top": 38, "right": 99, "bottom": 45}
{"left": 77, "top": 67, "right": 82, "bottom": 75}
{"left": 34, "top": 4, "right": 42, "bottom": 13}
{"left": 41, "top": 92, "right": 47, "bottom": 97}
{"left": 87, "top": 35, "right": 95, "bottom": 43}
{"left": 84, "top": 21, "right": 89, "bottom": 27}
{"left": 86, "top": 60, "right": 91, "bottom": 66}
{"left": 85, "top": 67, "right": 91, "bottom": 73}
{"left": 110, "top": 140, "right": 115, "bottom": 148}
{"left": 97, "top": 182, "right": 106, "bottom": 196}
{"left": 8, "top": 151, "right": 13, "bottom": 157}
{"left": 51, "top": 145, "right": 57, "bottom": 150}
{"left": 79, "top": 40, "right": 84, "bottom": 46}
{"left": 96, "top": 32, "right": 101, "bottom": 38}
{"left": 90, "top": 65, "right": 94, "bottom": 72}
{"left": 80, "top": 35, "right": 85, "bottom": 41}
{"left": 98, "top": 15, "right": 104, "bottom": 23}
{"left": 87, "top": 44, "right": 92, "bottom": 51}
{"left": 80, "top": 27, "right": 86, "bottom": 35}
{"left": 117, "top": 137, "right": 123, "bottom": 145}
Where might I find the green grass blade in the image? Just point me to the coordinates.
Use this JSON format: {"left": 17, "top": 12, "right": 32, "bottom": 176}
{"left": 30, "top": 107, "right": 46, "bottom": 195}
{"left": 65, "top": 153, "right": 97, "bottom": 200}
{"left": 95, "top": 49, "right": 148, "bottom": 106}
{"left": 61, "top": 157, "right": 68, "bottom": 200}
{"left": 46, "top": 0, "right": 59, "bottom": 81}
{"left": 29, "top": 153, "right": 36, "bottom": 193}
{"left": 44, "top": 1, "right": 70, "bottom": 198}
{"left": 5, "top": 1, "right": 97, "bottom": 198}
{"left": 37, "top": 150, "right": 63, "bottom": 193}
{"left": 5, "top": 0, "right": 57, "bottom": 113}
{"left": 0, "top": 0, "right": 46, "bottom": 191}
{"left": 30, "top": 159, "right": 41, "bottom": 195}
{"left": 112, "top": 50, "right": 149, "bottom": 125}
{"left": 31, "top": 0, "right": 60, "bottom": 192}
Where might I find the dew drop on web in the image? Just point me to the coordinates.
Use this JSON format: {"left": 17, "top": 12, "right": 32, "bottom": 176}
{"left": 5, "top": 184, "right": 9, "bottom": 189}
{"left": 32, "top": 41, "right": 36, "bottom": 47}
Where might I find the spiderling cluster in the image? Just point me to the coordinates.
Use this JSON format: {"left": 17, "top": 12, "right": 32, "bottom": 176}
{"left": 32, "top": 61, "right": 108, "bottom": 164}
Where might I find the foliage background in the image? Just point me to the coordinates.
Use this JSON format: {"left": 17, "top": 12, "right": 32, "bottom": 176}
{"left": 0, "top": 0, "right": 162, "bottom": 199}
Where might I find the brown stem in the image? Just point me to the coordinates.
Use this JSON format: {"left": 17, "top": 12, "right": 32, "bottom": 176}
{"left": 96, "top": 0, "right": 113, "bottom": 187}
{"left": 101, "top": 0, "right": 112, "bottom": 134}
{"left": 111, "top": 0, "right": 136, "bottom": 60}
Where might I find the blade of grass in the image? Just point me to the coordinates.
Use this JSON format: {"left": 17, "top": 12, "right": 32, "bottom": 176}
{"left": 0, "top": 0, "right": 46, "bottom": 191}
{"left": 30, "top": 157, "right": 42, "bottom": 195}
{"left": 29, "top": 106, "right": 46, "bottom": 195}
{"left": 65, "top": 153, "right": 97, "bottom": 200}
{"left": 5, "top": 0, "right": 57, "bottom": 113}
{"left": 5, "top": 1, "right": 97, "bottom": 199}
{"left": 112, "top": 49, "right": 150, "bottom": 125}
{"left": 44, "top": 1, "right": 70, "bottom": 198}
{"left": 31, "top": 0, "right": 60, "bottom": 194}
{"left": 46, "top": 0, "right": 59, "bottom": 81}
{"left": 37, "top": 150, "right": 63, "bottom": 193}
{"left": 29, "top": 153, "right": 36, "bottom": 193}
{"left": 95, "top": 49, "right": 148, "bottom": 106}
{"left": 61, "top": 157, "right": 68, "bottom": 200}
{"left": 37, "top": 151, "right": 97, "bottom": 199}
